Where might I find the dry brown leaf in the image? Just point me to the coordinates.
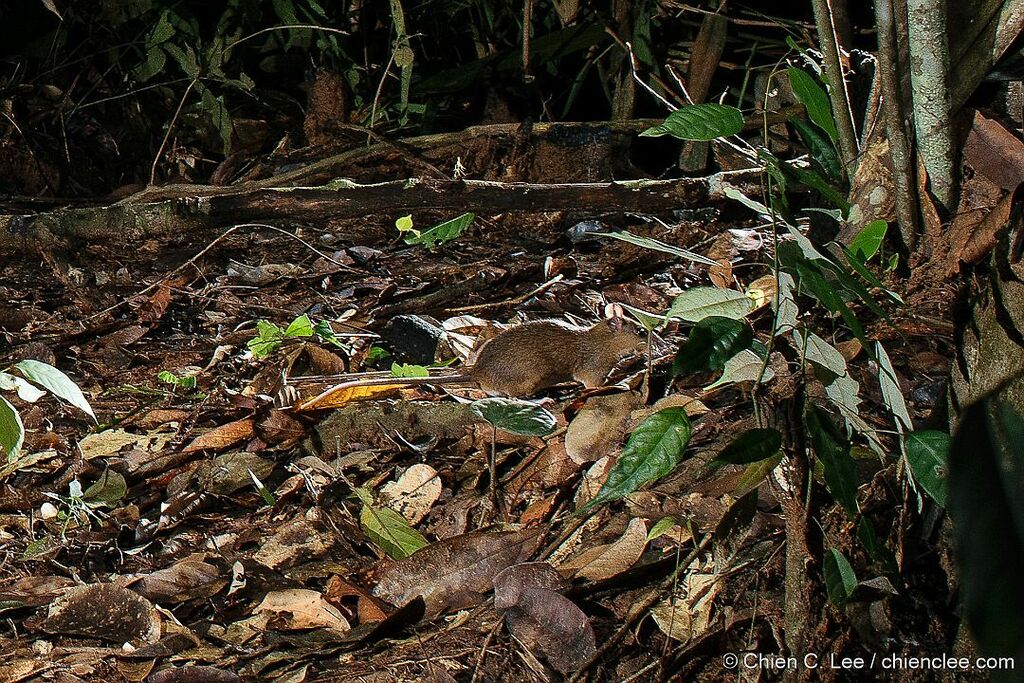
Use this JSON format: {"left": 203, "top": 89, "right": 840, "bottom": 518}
{"left": 492, "top": 562, "right": 568, "bottom": 610}
{"left": 372, "top": 528, "right": 541, "bottom": 618}
{"left": 294, "top": 382, "right": 405, "bottom": 410}
{"left": 41, "top": 583, "right": 162, "bottom": 644}
{"left": 565, "top": 391, "right": 641, "bottom": 465}
{"left": 79, "top": 428, "right": 173, "bottom": 460}
{"left": 745, "top": 274, "right": 777, "bottom": 309}
{"left": 835, "top": 339, "right": 862, "bottom": 362}
{"left": 558, "top": 517, "right": 648, "bottom": 581}
{"left": 0, "top": 575, "right": 76, "bottom": 606}
{"left": 649, "top": 572, "right": 720, "bottom": 643}
{"left": 380, "top": 463, "right": 442, "bottom": 524}
{"left": 503, "top": 588, "right": 596, "bottom": 675}
{"left": 324, "top": 575, "right": 388, "bottom": 623}
{"left": 255, "top": 409, "right": 305, "bottom": 446}
{"left": 574, "top": 456, "right": 613, "bottom": 509}
{"left": 131, "top": 555, "right": 227, "bottom": 603}
{"left": 253, "top": 514, "right": 333, "bottom": 570}
{"left": 255, "top": 589, "right": 351, "bottom": 632}
{"left": 147, "top": 665, "right": 240, "bottom": 683}
{"left": 181, "top": 418, "right": 254, "bottom": 454}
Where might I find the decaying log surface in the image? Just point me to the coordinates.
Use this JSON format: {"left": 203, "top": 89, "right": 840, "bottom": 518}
{"left": 0, "top": 171, "right": 762, "bottom": 256}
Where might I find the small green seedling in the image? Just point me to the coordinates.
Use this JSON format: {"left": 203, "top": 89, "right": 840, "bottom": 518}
{"left": 247, "top": 314, "right": 346, "bottom": 359}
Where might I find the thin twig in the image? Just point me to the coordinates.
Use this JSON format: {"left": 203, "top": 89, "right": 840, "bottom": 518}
{"left": 150, "top": 78, "right": 197, "bottom": 186}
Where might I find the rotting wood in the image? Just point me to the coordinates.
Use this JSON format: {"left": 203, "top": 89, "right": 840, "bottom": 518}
{"left": 1, "top": 171, "right": 763, "bottom": 256}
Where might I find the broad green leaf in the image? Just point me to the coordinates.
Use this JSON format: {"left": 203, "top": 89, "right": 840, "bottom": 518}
{"left": 646, "top": 516, "right": 678, "bottom": 541}
{"left": 583, "top": 407, "right": 692, "bottom": 510}
{"left": 905, "top": 430, "right": 950, "bottom": 507}
{"left": 849, "top": 220, "right": 888, "bottom": 261}
{"left": 734, "top": 454, "right": 783, "bottom": 494}
{"left": 639, "top": 104, "right": 744, "bottom": 141}
{"left": 723, "top": 184, "right": 774, "bottom": 219}
{"left": 391, "top": 363, "right": 430, "bottom": 378}
{"left": 949, "top": 395, "right": 1024, "bottom": 658}
{"left": 13, "top": 360, "right": 94, "bottom": 420}
{"left": 799, "top": 331, "right": 848, "bottom": 378}
{"left": 133, "top": 47, "right": 167, "bottom": 82}
{"left": 149, "top": 11, "right": 175, "bottom": 45}
{"left": 805, "top": 405, "right": 859, "bottom": 516}
{"left": 404, "top": 212, "right": 474, "bottom": 247}
{"left": 706, "top": 349, "right": 774, "bottom": 390}
{"left": 788, "top": 164, "right": 848, "bottom": 213}
{"left": 838, "top": 245, "right": 904, "bottom": 304}
{"left": 787, "top": 68, "right": 838, "bottom": 143}
{"left": 360, "top": 502, "right": 428, "bottom": 560}
{"left": 673, "top": 316, "right": 753, "bottom": 377}
{"left": 83, "top": 469, "right": 127, "bottom": 507}
{"left": 616, "top": 303, "right": 665, "bottom": 332}
{"left": 790, "top": 118, "right": 841, "bottom": 179}
{"left": 666, "top": 287, "right": 754, "bottom": 323}
{"left": 600, "top": 231, "right": 719, "bottom": 266}
{"left": 713, "top": 428, "right": 782, "bottom": 465}
{"left": 0, "top": 396, "right": 24, "bottom": 461}
{"left": 823, "top": 548, "right": 857, "bottom": 605}
{"left": 395, "top": 214, "right": 416, "bottom": 233}
{"left": 774, "top": 272, "right": 799, "bottom": 336}
{"left": 283, "top": 314, "right": 314, "bottom": 338}
{"left": 470, "top": 398, "right": 557, "bottom": 436}
{"left": 0, "top": 371, "right": 45, "bottom": 402}
{"left": 876, "top": 342, "right": 912, "bottom": 433}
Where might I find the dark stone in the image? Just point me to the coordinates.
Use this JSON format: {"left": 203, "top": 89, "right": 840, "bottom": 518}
{"left": 381, "top": 314, "right": 443, "bottom": 364}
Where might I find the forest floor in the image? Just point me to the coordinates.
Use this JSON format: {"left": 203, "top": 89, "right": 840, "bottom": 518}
{"left": 0, "top": 140, "right": 963, "bottom": 683}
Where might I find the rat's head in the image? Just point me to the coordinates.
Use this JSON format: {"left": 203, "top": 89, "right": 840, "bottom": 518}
{"left": 588, "top": 314, "right": 647, "bottom": 356}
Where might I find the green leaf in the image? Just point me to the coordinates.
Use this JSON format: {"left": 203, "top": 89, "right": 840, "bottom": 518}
{"left": 133, "top": 47, "right": 167, "bottom": 82}
{"left": 13, "top": 360, "right": 94, "bottom": 421}
{"left": 713, "top": 428, "right": 783, "bottom": 465}
{"left": 705, "top": 349, "right": 774, "bottom": 390}
{"left": 805, "top": 404, "right": 859, "bottom": 516}
{"left": 905, "top": 430, "right": 950, "bottom": 507}
{"left": 148, "top": 11, "right": 176, "bottom": 45}
{"left": 0, "top": 371, "right": 45, "bottom": 402}
{"left": 599, "top": 231, "right": 719, "bottom": 266}
{"left": 640, "top": 104, "right": 744, "bottom": 141}
{"left": 0, "top": 396, "right": 24, "bottom": 462}
{"left": 82, "top": 469, "right": 127, "bottom": 507}
{"left": 395, "top": 214, "right": 416, "bottom": 234}
{"left": 616, "top": 303, "right": 664, "bottom": 332}
{"left": 949, "top": 393, "right": 1024, "bottom": 658}
{"left": 283, "top": 314, "right": 314, "bottom": 338}
{"left": 403, "top": 212, "right": 474, "bottom": 247}
{"left": 673, "top": 316, "right": 753, "bottom": 377}
{"left": 734, "top": 454, "right": 783, "bottom": 494}
{"left": 583, "top": 407, "right": 692, "bottom": 510}
{"left": 666, "top": 287, "right": 754, "bottom": 323}
{"left": 788, "top": 164, "right": 848, "bottom": 213}
{"left": 823, "top": 548, "right": 857, "bottom": 605}
{"left": 849, "top": 220, "right": 888, "bottom": 261}
{"left": 876, "top": 342, "right": 912, "bottom": 432}
{"left": 470, "top": 398, "right": 557, "bottom": 436}
{"left": 787, "top": 68, "right": 838, "bottom": 143}
{"left": 360, "top": 502, "right": 428, "bottom": 560}
{"left": 247, "top": 320, "right": 284, "bottom": 358}
{"left": 646, "top": 516, "right": 678, "bottom": 541}
{"left": 391, "top": 363, "right": 430, "bottom": 378}
{"left": 790, "top": 118, "right": 841, "bottom": 179}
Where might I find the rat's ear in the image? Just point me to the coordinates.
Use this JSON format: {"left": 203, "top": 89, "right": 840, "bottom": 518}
{"left": 604, "top": 303, "right": 626, "bottom": 331}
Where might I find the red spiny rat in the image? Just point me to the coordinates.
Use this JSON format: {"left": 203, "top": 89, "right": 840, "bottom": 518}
{"left": 305, "top": 317, "right": 646, "bottom": 401}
